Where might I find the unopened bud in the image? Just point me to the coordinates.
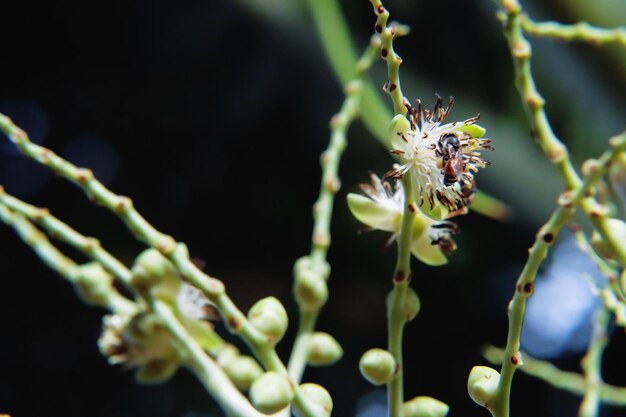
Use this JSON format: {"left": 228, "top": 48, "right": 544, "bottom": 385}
{"left": 402, "top": 396, "right": 449, "bottom": 417}
{"left": 386, "top": 287, "right": 421, "bottom": 322}
{"left": 609, "top": 151, "right": 626, "bottom": 207}
{"left": 359, "top": 348, "right": 396, "bottom": 386}
{"left": 307, "top": 332, "right": 343, "bottom": 366}
{"left": 467, "top": 366, "right": 500, "bottom": 408}
{"left": 294, "top": 383, "right": 333, "bottom": 417}
{"left": 131, "top": 249, "right": 179, "bottom": 298}
{"left": 248, "top": 297, "right": 288, "bottom": 345}
{"left": 74, "top": 262, "right": 115, "bottom": 307}
{"left": 135, "top": 357, "right": 179, "bottom": 384}
{"left": 224, "top": 355, "right": 264, "bottom": 391}
{"left": 293, "top": 269, "right": 328, "bottom": 312}
{"left": 249, "top": 371, "right": 294, "bottom": 414}
{"left": 591, "top": 218, "right": 626, "bottom": 260}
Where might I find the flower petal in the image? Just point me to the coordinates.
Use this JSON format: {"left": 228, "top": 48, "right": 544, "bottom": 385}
{"left": 456, "top": 124, "right": 486, "bottom": 138}
{"left": 411, "top": 234, "right": 448, "bottom": 266}
{"left": 347, "top": 193, "right": 400, "bottom": 232}
{"left": 389, "top": 114, "right": 412, "bottom": 151}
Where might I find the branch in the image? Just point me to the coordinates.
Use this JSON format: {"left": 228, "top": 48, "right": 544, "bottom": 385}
{"left": 522, "top": 16, "right": 626, "bottom": 46}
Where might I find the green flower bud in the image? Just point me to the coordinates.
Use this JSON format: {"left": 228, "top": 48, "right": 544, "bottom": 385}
{"left": 131, "top": 249, "right": 180, "bottom": 298}
{"left": 402, "top": 396, "right": 449, "bottom": 417}
{"left": 467, "top": 366, "right": 500, "bottom": 407}
{"left": 609, "top": 151, "right": 626, "bottom": 207}
{"left": 74, "top": 262, "right": 115, "bottom": 307}
{"left": 359, "top": 348, "right": 396, "bottom": 386}
{"left": 591, "top": 218, "right": 626, "bottom": 261}
{"left": 223, "top": 355, "right": 264, "bottom": 391}
{"left": 248, "top": 297, "right": 288, "bottom": 344}
{"left": 293, "top": 269, "right": 328, "bottom": 312}
{"left": 294, "top": 383, "right": 333, "bottom": 417}
{"left": 307, "top": 332, "right": 343, "bottom": 366}
{"left": 386, "top": 288, "right": 421, "bottom": 322}
{"left": 249, "top": 371, "right": 294, "bottom": 414}
{"left": 135, "top": 357, "right": 179, "bottom": 384}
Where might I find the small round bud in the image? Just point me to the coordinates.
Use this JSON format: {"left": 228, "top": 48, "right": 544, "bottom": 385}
{"left": 402, "top": 396, "right": 449, "bottom": 417}
{"left": 359, "top": 348, "right": 396, "bottom": 386}
{"left": 467, "top": 366, "right": 500, "bottom": 407}
{"left": 135, "top": 358, "right": 179, "bottom": 384}
{"left": 248, "top": 297, "right": 288, "bottom": 344}
{"left": 294, "top": 383, "right": 333, "bottom": 417}
{"left": 307, "top": 332, "right": 343, "bottom": 366}
{"left": 386, "top": 288, "right": 421, "bottom": 322}
{"left": 249, "top": 371, "right": 294, "bottom": 414}
{"left": 74, "top": 262, "right": 115, "bottom": 307}
{"left": 293, "top": 270, "right": 328, "bottom": 312}
{"left": 131, "top": 249, "right": 179, "bottom": 297}
{"left": 591, "top": 218, "right": 626, "bottom": 260}
{"left": 223, "top": 355, "right": 264, "bottom": 391}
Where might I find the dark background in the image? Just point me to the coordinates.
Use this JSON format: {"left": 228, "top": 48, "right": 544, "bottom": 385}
{"left": 0, "top": 0, "right": 625, "bottom": 416}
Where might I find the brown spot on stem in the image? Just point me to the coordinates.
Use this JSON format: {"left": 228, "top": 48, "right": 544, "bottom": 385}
{"left": 381, "top": 49, "right": 388, "bottom": 58}
{"left": 408, "top": 204, "right": 416, "bottom": 213}
{"left": 377, "top": 5, "right": 384, "bottom": 14}
{"left": 34, "top": 208, "right": 50, "bottom": 222}
{"left": 394, "top": 271, "right": 409, "bottom": 283}
{"left": 524, "top": 283, "right": 533, "bottom": 293}
{"left": 116, "top": 197, "right": 132, "bottom": 212}
{"left": 511, "top": 356, "right": 519, "bottom": 365}
{"left": 228, "top": 317, "right": 240, "bottom": 331}
{"left": 389, "top": 83, "right": 397, "bottom": 92}
{"left": 542, "top": 232, "right": 554, "bottom": 243}
{"left": 208, "top": 279, "right": 225, "bottom": 293}
{"left": 375, "top": 24, "right": 383, "bottom": 33}
{"left": 76, "top": 168, "right": 93, "bottom": 184}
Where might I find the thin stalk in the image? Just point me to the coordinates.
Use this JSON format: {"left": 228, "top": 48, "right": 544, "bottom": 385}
{"left": 483, "top": 345, "right": 626, "bottom": 406}
{"left": 304, "top": 0, "right": 391, "bottom": 145}
{"left": 386, "top": 174, "right": 416, "bottom": 417}
{"left": 579, "top": 307, "right": 610, "bottom": 417}
{"left": 288, "top": 39, "right": 378, "bottom": 383}
{"left": 522, "top": 16, "right": 626, "bottom": 46}
{"left": 489, "top": 135, "right": 626, "bottom": 417}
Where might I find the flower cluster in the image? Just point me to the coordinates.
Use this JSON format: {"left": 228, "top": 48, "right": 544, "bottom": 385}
{"left": 347, "top": 173, "right": 458, "bottom": 265}
{"left": 385, "top": 96, "right": 493, "bottom": 216}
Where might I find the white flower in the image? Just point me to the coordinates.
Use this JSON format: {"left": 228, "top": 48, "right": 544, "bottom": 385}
{"left": 347, "top": 173, "right": 458, "bottom": 266}
{"left": 384, "top": 96, "right": 492, "bottom": 218}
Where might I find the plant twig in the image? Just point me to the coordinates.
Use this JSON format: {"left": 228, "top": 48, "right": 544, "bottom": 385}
{"left": 483, "top": 344, "right": 626, "bottom": 406}
{"left": 0, "top": 199, "right": 134, "bottom": 314}
{"left": 579, "top": 307, "right": 610, "bottom": 417}
{"left": 386, "top": 174, "right": 417, "bottom": 417}
{"left": 489, "top": 135, "right": 626, "bottom": 417}
{"left": 522, "top": 16, "right": 626, "bottom": 46}
{"left": 0, "top": 114, "right": 320, "bottom": 417}
{"left": 288, "top": 38, "right": 378, "bottom": 384}
{"left": 369, "top": 0, "right": 408, "bottom": 116}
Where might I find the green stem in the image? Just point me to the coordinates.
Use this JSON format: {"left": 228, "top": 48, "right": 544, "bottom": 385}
{"left": 483, "top": 345, "right": 626, "bottom": 406}
{"left": 288, "top": 40, "right": 378, "bottom": 383}
{"left": 369, "top": 0, "right": 408, "bottom": 116}
{"left": 489, "top": 136, "right": 626, "bottom": 417}
{"left": 0, "top": 113, "right": 320, "bottom": 417}
{"left": 579, "top": 307, "right": 610, "bottom": 417}
{"left": 386, "top": 174, "right": 416, "bottom": 417}
{"left": 0, "top": 201, "right": 134, "bottom": 314}
{"left": 304, "top": 0, "right": 391, "bottom": 145}
{"left": 522, "top": 16, "right": 626, "bottom": 46}
{"left": 152, "top": 298, "right": 267, "bottom": 417}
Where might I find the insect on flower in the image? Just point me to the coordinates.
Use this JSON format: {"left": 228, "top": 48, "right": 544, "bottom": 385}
{"left": 383, "top": 95, "right": 493, "bottom": 218}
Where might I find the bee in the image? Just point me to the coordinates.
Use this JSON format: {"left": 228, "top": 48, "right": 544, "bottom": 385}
{"left": 436, "top": 133, "right": 464, "bottom": 186}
